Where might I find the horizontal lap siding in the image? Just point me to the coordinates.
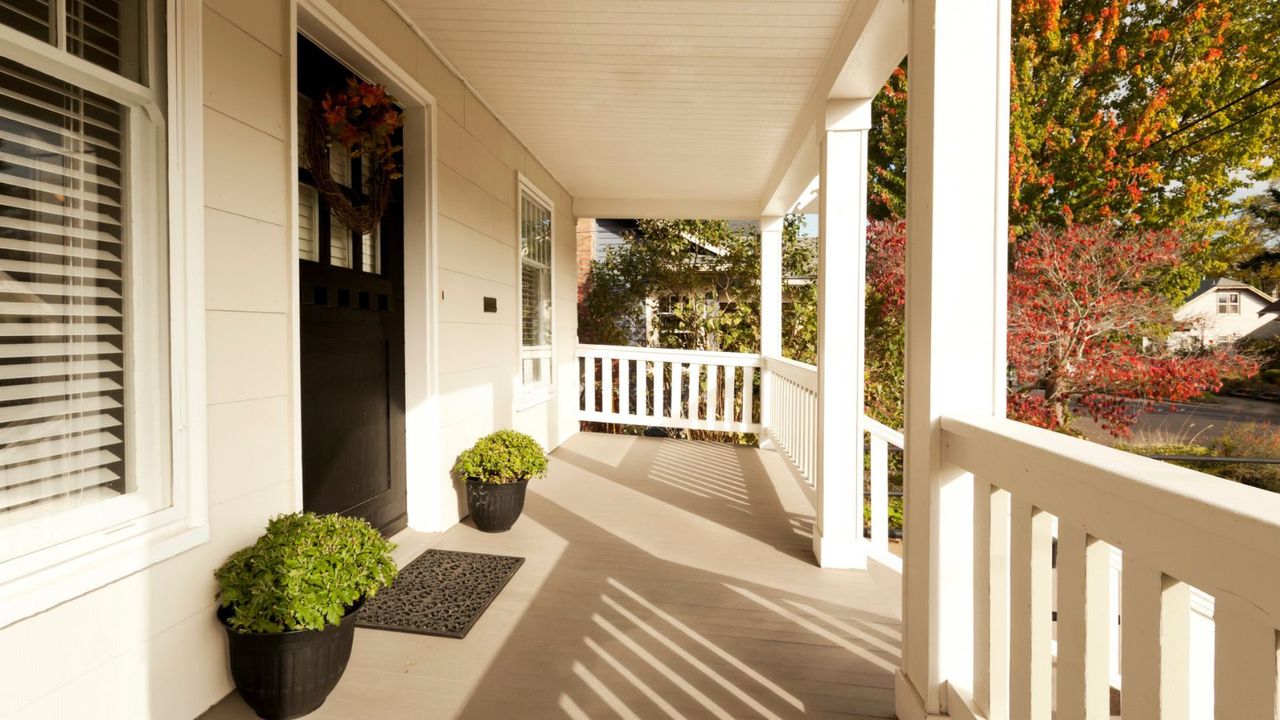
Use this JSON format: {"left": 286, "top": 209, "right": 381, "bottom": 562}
{"left": 0, "top": 2, "right": 295, "bottom": 718}
{"left": 329, "top": 2, "right": 579, "bottom": 521}
{"left": 1, "top": 2, "right": 580, "bottom": 718}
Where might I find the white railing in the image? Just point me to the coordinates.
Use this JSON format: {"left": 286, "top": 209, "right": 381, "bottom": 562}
{"left": 762, "top": 355, "right": 818, "bottom": 486}
{"left": 942, "top": 415, "right": 1280, "bottom": 719}
{"left": 864, "top": 415, "right": 904, "bottom": 573}
{"left": 577, "top": 344, "right": 762, "bottom": 433}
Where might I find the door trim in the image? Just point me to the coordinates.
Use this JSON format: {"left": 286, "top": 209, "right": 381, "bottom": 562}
{"left": 291, "top": 0, "right": 444, "bottom": 531}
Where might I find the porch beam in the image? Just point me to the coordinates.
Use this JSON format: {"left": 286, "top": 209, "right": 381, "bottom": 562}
{"left": 813, "top": 98, "right": 872, "bottom": 569}
{"left": 898, "top": 0, "right": 1011, "bottom": 715}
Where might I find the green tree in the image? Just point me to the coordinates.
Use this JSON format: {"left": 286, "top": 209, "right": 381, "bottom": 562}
{"left": 871, "top": 0, "right": 1280, "bottom": 295}
{"left": 781, "top": 214, "right": 818, "bottom": 363}
{"left": 1233, "top": 184, "right": 1280, "bottom": 292}
{"left": 578, "top": 220, "right": 761, "bottom": 353}
{"left": 579, "top": 217, "right": 814, "bottom": 357}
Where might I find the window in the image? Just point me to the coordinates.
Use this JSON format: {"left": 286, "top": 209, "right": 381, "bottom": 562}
{"left": 519, "top": 178, "right": 553, "bottom": 400}
{"left": 296, "top": 88, "right": 385, "bottom": 274}
{"left": 1217, "top": 291, "right": 1240, "bottom": 315}
{"left": 0, "top": 0, "right": 204, "bottom": 625}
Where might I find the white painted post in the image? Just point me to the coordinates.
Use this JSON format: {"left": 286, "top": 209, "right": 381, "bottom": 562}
{"left": 759, "top": 216, "right": 783, "bottom": 437}
{"left": 812, "top": 98, "right": 871, "bottom": 569}
{"left": 898, "top": 0, "right": 1011, "bottom": 714}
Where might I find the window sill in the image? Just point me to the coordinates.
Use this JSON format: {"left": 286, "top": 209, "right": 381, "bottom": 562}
{"left": 516, "top": 389, "right": 555, "bottom": 413}
{"left": 0, "top": 520, "right": 208, "bottom": 629}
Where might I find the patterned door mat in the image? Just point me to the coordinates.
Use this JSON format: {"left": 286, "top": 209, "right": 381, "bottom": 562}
{"left": 357, "top": 549, "right": 524, "bottom": 639}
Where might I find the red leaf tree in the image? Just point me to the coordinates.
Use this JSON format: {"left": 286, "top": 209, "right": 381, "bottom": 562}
{"left": 1007, "top": 224, "right": 1257, "bottom": 436}
{"left": 864, "top": 221, "right": 1258, "bottom": 437}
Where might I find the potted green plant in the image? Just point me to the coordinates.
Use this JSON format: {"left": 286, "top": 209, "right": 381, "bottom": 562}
{"left": 454, "top": 429, "right": 548, "bottom": 532}
{"left": 214, "top": 513, "right": 397, "bottom": 720}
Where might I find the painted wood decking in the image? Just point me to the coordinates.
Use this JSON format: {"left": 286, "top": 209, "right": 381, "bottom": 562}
{"left": 202, "top": 432, "right": 900, "bottom": 719}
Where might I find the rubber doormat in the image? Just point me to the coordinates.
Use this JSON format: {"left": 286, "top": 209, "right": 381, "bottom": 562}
{"left": 357, "top": 549, "right": 524, "bottom": 639}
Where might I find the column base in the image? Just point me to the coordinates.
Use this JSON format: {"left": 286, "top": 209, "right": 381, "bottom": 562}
{"left": 811, "top": 530, "right": 867, "bottom": 569}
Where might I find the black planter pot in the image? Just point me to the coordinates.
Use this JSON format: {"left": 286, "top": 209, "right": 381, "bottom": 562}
{"left": 218, "top": 600, "right": 362, "bottom": 720}
{"left": 466, "top": 479, "right": 528, "bottom": 532}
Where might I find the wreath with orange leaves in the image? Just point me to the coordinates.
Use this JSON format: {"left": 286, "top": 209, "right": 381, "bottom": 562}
{"left": 303, "top": 79, "right": 403, "bottom": 235}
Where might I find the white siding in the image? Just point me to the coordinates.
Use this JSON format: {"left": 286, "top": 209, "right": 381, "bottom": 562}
{"left": 1173, "top": 288, "right": 1278, "bottom": 346}
{"left": 0, "top": 1, "right": 579, "bottom": 717}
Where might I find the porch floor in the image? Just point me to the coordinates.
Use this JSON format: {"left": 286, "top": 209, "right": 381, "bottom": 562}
{"left": 202, "top": 432, "right": 900, "bottom": 719}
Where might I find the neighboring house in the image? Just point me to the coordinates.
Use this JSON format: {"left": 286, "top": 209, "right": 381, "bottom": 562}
{"left": 1171, "top": 277, "right": 1280, "bottom": 348}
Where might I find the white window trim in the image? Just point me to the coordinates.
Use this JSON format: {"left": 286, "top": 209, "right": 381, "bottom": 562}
{"left": 516, "top": 173, "right": 555, "bottom": 410}
{"left": 0, "top": 0, "right": 207, "bottom": 629}
{"left": 1217, "top": 291, "right": 1241, "bottom": 315}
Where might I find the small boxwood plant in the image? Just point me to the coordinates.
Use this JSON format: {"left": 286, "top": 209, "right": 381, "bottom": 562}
{"left": 453, "top": 429, "right": 548, "bottom": 484}
{"left": 215, "top": 512, "right": 397, "bottom": 633}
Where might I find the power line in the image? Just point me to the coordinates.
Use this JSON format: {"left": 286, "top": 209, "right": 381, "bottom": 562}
{"left": 1166, "top": 95, "right": 1280, "bottom": 156}
{"left": 1130, "top": 76, "right": 1280, "bottom": 157}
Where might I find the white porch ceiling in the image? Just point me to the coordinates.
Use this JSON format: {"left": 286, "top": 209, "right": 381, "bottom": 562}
{"left": 391, "top": 0, "right": 904, "bottom": 218}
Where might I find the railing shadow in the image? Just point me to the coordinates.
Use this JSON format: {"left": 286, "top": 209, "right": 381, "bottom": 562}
{"left": 552, "top": 433, "right": 817, "bottom": 563}
{"left": 452, "top": 486, "right": 900, "bottom": 719}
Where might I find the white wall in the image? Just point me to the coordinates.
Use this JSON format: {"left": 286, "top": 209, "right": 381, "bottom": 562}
{"left": 1173, "top": 288, "right": 1278, "bottom": 346}
{"left": 0, "top": 1, "right": 578, "bottom": 717}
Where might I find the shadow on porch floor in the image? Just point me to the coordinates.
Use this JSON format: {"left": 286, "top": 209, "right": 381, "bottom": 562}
{"left": 201, "top": 432, "right": 899, "bottom": 719}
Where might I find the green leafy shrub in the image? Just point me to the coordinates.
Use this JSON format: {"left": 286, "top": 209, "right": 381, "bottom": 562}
{"left": 1263, "top": 368, "right": 1280, "bottom": 386}
{"left": 454, "top": 429, "right": 547, "bottom": 484}
{"left": 215, "top": 513, "right": 397, "bottom": 632}
{"left": 862, "top": 496, "right": 904, "bottom": 532}
{"left": 1207, "top": 424, "right": 1280, "bottom": 492}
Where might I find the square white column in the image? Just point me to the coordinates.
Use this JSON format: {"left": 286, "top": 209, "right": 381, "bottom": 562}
{"left": 897, "top": 0, "right": 1011, "bottom": 716}
{"left": 759, "top": 215, "right": 784, "bottom": 436}
{"left": 813, "top": 98, "right": 872, "bottom": 569}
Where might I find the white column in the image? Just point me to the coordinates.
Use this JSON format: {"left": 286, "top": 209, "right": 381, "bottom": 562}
{"left": 760, "top": 216, "right": 783, "bottom": 359}
{"left": 897, "top": 0, "right": 1011, "bottom": 716}
{"left": 759, "top": 215, "right": 783, "bottom": 435}
{"left": 812, "top": 98, "right": 871, "bottom": 569}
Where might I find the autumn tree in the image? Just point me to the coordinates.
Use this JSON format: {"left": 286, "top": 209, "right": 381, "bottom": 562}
{"left": 1007, "top": 224, "right": 1257, "bottom": 436}
{"left": 864, "top": 219, "right": 907, "bottom": 428}
{"left": 871, "top": 0, "right": 1280, "bottom": 290}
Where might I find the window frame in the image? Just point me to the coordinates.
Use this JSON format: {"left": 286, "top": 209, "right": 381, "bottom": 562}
{"left": 1217, "top": 291, "right": 1241, "bottom": 315}
{"left": 0, "top": 0, "right": 207, "bottom": 628}
{"left": 515, "top": 173, "right": 555, "bottom": 409}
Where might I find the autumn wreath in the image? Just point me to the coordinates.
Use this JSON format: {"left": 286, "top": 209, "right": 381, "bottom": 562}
{"left": 303, "top": 79, "right": 403, "bottom": 235}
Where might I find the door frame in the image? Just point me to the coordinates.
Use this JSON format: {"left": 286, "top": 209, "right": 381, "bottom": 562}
{"left": 291, "top": 0, "right": 444, "bottom": 531}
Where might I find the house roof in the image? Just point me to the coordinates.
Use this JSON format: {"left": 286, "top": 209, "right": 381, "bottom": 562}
{"left": 1184, "top": 277, "right": 1276, "bottom": 306}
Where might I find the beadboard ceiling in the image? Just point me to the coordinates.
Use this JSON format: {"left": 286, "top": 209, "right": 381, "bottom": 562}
{"left": 391, "top": 0, "right": 864, "bottom": 215}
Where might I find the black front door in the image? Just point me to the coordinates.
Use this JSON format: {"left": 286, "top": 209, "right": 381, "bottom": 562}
{"left": 297, "top": 35, "right": 407, "bottom": 534}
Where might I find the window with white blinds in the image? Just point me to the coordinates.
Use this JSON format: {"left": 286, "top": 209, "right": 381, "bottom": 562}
{"left": 518, "top": 183, "right": 552, "bottom": 396}
{"left": 0, "top": 0, "right": 172, "bottom": 566}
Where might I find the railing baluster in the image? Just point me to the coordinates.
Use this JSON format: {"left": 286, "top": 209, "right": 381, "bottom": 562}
{"left": 870, "top": 436, "right": 888, "bottom": 553}
{"left": 722, "top": 365, "right": 735, "bottom": 426}
{"left": 1057, "top": 523, "right": 1112, "bottom": 720}
{"left": 706, "top": 364, "right": 719, "bottom": 425}
{"left": 687, "top": 363, "right": 701, "bottom": 426}
{"left": 601, "top": 355, "right": 614, "bottom": 415}
{"left": 671, "top": 361, "right": 683, "bottom": 419}
{"left": 1214, "top": 594, "right": 1280, "bottom": 718}
{"left": 618, "top": 357, "right": 630, "bottom": 417}
{"left": 974, "top": 482, "right": 1011, "bottom": 720}
{"left": 1121, "top": 558, "right": 1190, "bottom": 720}
{"left": 742, "top": 365, "right": 754, "bottom": 427}
{"left": 641, "top": 360, "right": 651, "bottom": 419}
{"left": 1010, "top": 497, "right": 1052, "bottom": 720}
{"left": 584, "top": 354, "right": 596, "bottom": 414}
{"left": 653, "top": 361, "right": 664, "bottom": 420}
